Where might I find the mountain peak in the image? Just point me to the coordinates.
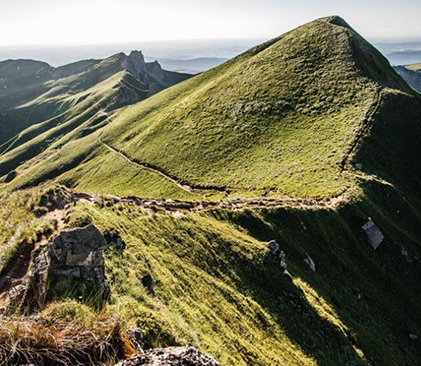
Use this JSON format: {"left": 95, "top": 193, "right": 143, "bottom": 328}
{"left": 322, "top": 15, "right": 353, "bottom": 29}
{"left": 120, "top": 50, "right": 146, "bottom": 77}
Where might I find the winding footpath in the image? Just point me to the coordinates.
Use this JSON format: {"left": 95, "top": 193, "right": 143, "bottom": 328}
{"left": 98, "top": 131, "right": 349, "bottom": 205}
{"left": 99, "top": 133, "right": 195, "bottom": 193}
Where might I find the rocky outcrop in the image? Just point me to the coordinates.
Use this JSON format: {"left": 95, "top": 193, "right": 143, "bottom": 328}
{"left": 8, "top": 225, "right": 108, "bottom": 312}
{"left": 147, "top": 61, "right": 165, "bottom": 84}
{"left": 37, "top": 187, "right": 75, "bottom": 214}
{"left": 362, "top": 220, "right": 384, "bottom": 250}
{"left": 50, "top": 225, "right": 106, "bottom": 283}
{"left": 115, "top": 346, "right": 219, "bottom": 366}
{"left": 121, "top": 51, "right": 148, "bottom": 82}
{"left": 118, "top": 51, "right": 191, "bottom": 98}
{"left": 267, "top": 240, "right": 287, "bottom": 272}
{"left": 268, "top": 240, "right": 279, "bottom": 254}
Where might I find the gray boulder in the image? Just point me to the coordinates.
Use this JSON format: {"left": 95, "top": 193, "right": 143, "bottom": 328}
{"left": 8, "top": 224, "right": 108, "bottom": 312}
{"left": 268, "top": 240, "right": 287, "bottom": 272}
{"left": 268, "top": 240, "right": 280, "bottom": 254}
{"left": 362, "top": 220, "right": 384, "bottom": 250}
{"left": 304, "top": 256, "right": 316, "bottom": 271}
{"left": 115, "top": 346, "right": 219, "bottom": 366}
{"left": 50, "top": 225, "right": 106, "bottom": 282}
{"left": 279, "top": 251, "right": 287, "bottom": 272}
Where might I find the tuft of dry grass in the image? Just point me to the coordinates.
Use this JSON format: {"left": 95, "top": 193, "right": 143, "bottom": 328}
{"left": 0, "top": 310, "right": 125, "bottom": 366}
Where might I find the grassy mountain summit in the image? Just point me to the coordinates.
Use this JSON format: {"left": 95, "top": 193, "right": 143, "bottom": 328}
{"left": 98, "top": 16, "right": 417, "bottom": 198}
{"left": 0, "top": 16, "right": 421, "bottom": 366}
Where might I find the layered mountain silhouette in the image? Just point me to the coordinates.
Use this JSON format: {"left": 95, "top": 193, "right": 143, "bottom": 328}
{"left": 394, "top": 63, "right": 421, "bottom": 92}
{"left": 0, "top": 51, "right": 190, "bottom": 158}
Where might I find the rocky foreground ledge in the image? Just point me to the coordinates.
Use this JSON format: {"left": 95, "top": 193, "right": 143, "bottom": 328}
{"left": 116, "top": 346, "right": 219, "bottom": 366}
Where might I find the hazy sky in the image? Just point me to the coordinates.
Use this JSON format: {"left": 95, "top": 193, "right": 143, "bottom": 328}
{"left": 0, "top": 0, "right": 420, "bottom": 46}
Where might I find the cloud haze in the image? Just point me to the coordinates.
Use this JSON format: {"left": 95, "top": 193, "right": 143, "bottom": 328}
{"left": 0, "top": 0, "right": 420, "bottom": 46}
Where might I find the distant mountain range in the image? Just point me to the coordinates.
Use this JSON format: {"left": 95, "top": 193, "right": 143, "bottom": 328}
{"left": 158, "top": 57, "right": 228, "bottom": 74}
{"left": 2, "top": 38, "right": 421, "bottom": 74}
{"left": 394, "top": 62, "right": 421, "bottom": 93}
{"left": 386, "top": 50, "right": 421, "bottom": 66}
{"left": 0, "top": 50, "right": 190, "bottom": 159}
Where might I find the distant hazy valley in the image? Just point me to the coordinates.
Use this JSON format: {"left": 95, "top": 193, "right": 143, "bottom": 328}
{"left": 2, "top": 37, "right": 421, "bottom": 75}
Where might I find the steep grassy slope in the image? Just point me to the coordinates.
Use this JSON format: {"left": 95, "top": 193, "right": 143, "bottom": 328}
{"left": 74, "top": 178, "right": 421, "bottom": 366}
{"left": 96, "top": 16, "right": 415, "bottom": 198}
{"left": 2, "top": 176, "right": 419, "bottom": 365}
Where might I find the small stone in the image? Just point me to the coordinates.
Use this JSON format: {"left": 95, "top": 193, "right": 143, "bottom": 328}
{"left": 279, "top": 251, "right": 287, "bottom": 272}
{"left": 400, "top": 246, "right": 412, "bottom": 263}
{"left": 410, "top": 334, "right": 418, "bottom": 341}
{"left": 362, "top": 220, "right": 384, "bottom": 250}
{"left": 304, "top": 257, "right": 316, "bottom": 271}
{"left": 355, "top": 163, "right": 363, "bottom": 171}
{"left": 268, "top": 240, "right": 279, "bottom": 255}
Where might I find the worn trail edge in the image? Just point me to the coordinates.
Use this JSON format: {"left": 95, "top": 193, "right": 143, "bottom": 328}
{"left": 0, "top": 185, "right": 344, "bottom": 306}
{"left": 99, "top": 133, "right": 228, "bottom": 194}
{"left": 98, "top": 130, "right": 351, "bottom": 204}
{"left": 0, "top": 209, "right": 65, "bottom": 307}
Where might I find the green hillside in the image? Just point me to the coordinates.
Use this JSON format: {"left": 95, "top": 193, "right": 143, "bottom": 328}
{"left": 0, "top": 16, "right": 421, "bottom": 366}
{"left": 0, "top": 51, "right": 190, "bottom": 177}
{"left": 2, "top": 16, "right": 417, "bottom": 200}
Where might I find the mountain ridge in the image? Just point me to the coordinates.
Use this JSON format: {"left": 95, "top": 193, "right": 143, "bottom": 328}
{"left": 0, "top": 51, "right": 191, "bottom": 178}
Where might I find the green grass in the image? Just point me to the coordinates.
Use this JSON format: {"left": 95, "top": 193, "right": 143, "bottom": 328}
{"left": 2, "top": 17, "right": 418, "bottom": 202}
{"left": 0, "top": 188, "right": 56, "bottom": 274}
{"left": 0, "top": 52, "right": 189, "bottom": 178}
{"left": 97, "top": 16, "right": 414, "bottom": 198}
{"left": 53, "top": 173, "right": 421, "bottom": 365}
{"left": 57, "top": 145, "right": 202, "bottom": 201}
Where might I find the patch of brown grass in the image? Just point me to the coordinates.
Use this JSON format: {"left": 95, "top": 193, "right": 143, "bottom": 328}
{"left": 0, "top": 312, "right": 124, "bottom": 365}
